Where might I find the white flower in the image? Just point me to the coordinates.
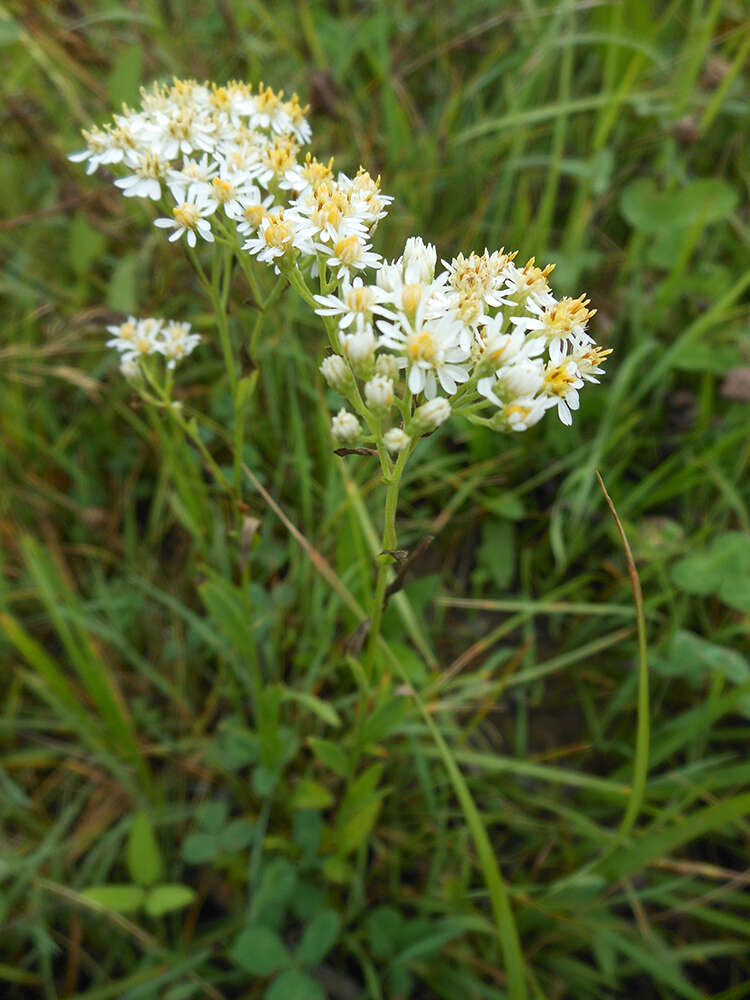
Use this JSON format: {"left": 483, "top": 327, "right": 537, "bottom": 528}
{"left": 492, "top": 396, "right": 554, "bottom": 432}
{"left": 154, "top": 188, "right": 217, "bottom": 247}
{"left": 331, "top": 409, "right": 361, "bottom": 444}
{"left": 113, "top": 149, "right": 170, "bottom": 200}
{"left": 478, "top": 359, "right": 545, "bottom": 407}
{"left": 377, "top": 300, "right": 470, "bottom": 399}
{"left": 542, "top": 360, "right": 584, "bottom": 426}
{"left": 503, "top": 257, "right": 557, "bottom": 309}
{"left": 341, "top": 326, "right": 377, "bottom": 377}
{"left": 144, "top": 107, "right": 217, "bottom": 160}
{"left": 314, "top": 276, "right": 392, "bottom": 332}
{"left": 326, "top": 234, "right": 381, "bottom": 280}
{"left": 364, "top": 376, "right": 394, "bottom": 413}
{"left": 479, "top": 322, "right": 545, "bottom": 370}
{"left": 413, "top": 396, "right": 451, "bottom": 432}
{"left": 384, "top": 428, "right": 410, "bottom": 452}
{"left": 120, "top": 355, "right": 140, "bottom": 378}
{"left": 243, "top": 208, "right": 306, "bottom": 265}
{"left": 157, "top": 321, "right": 201, "bottom": 368}
{"left": 115, "top": 317, "right": 164, "bottom": 363}
{"left": 226, "top": 187, "right": 275, "bottom": 237}
{"left": 320, "top": 354, "right": 353, "bottom": 393}
{"left": 166, "top": 154, "right": 219, "bottom": 200}
{"left": 106, "top": 316, "right": 141, "bottom": 352}
{"left": 375, "top": 353, "right": 400, "bottom": 382}
{"left": 402, "top": 236, "right": 437, "bottom": 284}
{"left": 511, "top": 294, "right": 596, "bottom": 361}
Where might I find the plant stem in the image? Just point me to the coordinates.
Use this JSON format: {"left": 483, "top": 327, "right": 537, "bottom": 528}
{"left": 364, "top": 444, "right": 411, "bottom": 673}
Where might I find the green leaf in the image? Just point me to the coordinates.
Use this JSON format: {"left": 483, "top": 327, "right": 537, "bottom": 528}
{"left": 219, "top": 818, "right": 255, "bottom": 852}
{"left": 127, "top": 812, "right": 163, "bottom": 887}
{"left": 281, "top": 687, "right": 341, "bottom": 728}
{"left": 81, "top": 885, "right": 145, "bottom": 914}
{"left": 620, "top": 178, "right": 738, "bottom": 234}
{"left": 335, "top": 764, "right": 385, "bottom": 857}
{"left": 196, "top": 800, "right": 229, "bottom": 833}
{"left": 366, "top": 905, "right": 403, "bottom": 959}
{"left": 476, "top": 519, "right": 515, "bottom": 590}
{"left": 106, "top": 254, "right": 138, "bottom": 313}
{"left": 482, "top": 491, "right": 526, "bottom": 520}
{"left": 671, "top": 532, "right": 750, "bottom": 612}
{"left": 295, "top": 909, "right": 341, "bottom": 966}
{"left": 290, "top": 778, "right": 334, "bottom": 810}
{"left": 358, "top": 695, "right": 409, "bottom": 747}
{"left": 182, "top": 832, "right": 218, "bottom": 865}
{"left": 250, "top": 858, "right": 297, "bottom": 923}
{"left": 308, "top": 737, "right": 349, "bottom": 778}
{"left": 198, "top": 578, "right": 256, "bottom": 663}
{"left": 69, "top": 212, "right": 106, "bottom": 278}
{"left": 265, "top": 969, "right": 324, "bottom": 1000}
{"left": 144, "top": 884, "right": 196, "bottom": 917}
{"left": 231, "top": 926, "right": 291, "bottom": 976}
{"left": 107, "top": 46, "right": 143, "bottom": 106}
{"left": 653, "top": 630, "right": 749, "bottom": 687}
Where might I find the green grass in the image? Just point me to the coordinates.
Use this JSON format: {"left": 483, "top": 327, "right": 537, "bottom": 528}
{"left": 2, "top": 1, "right": 750, "bottom": 997}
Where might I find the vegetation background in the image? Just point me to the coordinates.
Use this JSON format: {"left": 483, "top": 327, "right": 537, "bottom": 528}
{"left": 2, "top": 0, "right": 750, "bottom": 997}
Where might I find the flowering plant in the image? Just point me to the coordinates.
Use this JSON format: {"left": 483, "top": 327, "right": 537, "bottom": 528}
{"left": 72, "top": 78, "right": 612, "bottom": 992}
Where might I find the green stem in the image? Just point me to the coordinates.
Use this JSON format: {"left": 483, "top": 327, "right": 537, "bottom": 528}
{"left": 364, "top": 444, "right": 411, "bottom": 673}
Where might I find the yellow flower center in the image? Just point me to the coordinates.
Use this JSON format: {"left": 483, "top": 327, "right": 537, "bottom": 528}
{"left": 136, "top": 337, "right": 152, "bottom": 355}
{"left": 544, "top": 364, "right": 576, "bottom": 397}
{"left": 407, "top": 331, "right": 436, "bottom": 363}
{"left": 264, "top": 216, "right": 292, "bottom": 248}
{"left": 173, "top": 203, "right": 199, "bottom": 229}
{"left": 506, "top": 404, "right": 530, "bottom": 420}
{"left": 335, "top": 236, "right": 361, "bottom": 265}
{"left": 212, "top": 177, "right": 233, "bottom": 202}
{"left": 346, "top": 287, "right": 373, "bottom": 313}
{"left": 244, "top": 204, "right": 265, "bottom": 227}
{"left": 401, "top": 284, "right": 422, "bottom": 315}
{"left": 119, "top": 322, "right": 137, "bottom": 341}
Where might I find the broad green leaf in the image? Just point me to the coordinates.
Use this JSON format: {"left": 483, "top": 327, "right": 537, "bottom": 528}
{"left": 291, "top": 778, "right": 334, "bottom": 810}
{"left": 144, "top": 884, "right": 196, "bottom": 917}
{"left": 182, "top": 833, "right": 217, "bottom": 865}
{"left": 620, "top": 178, "right": 738, "bottom": 234}
{"left": 106, "top": 254, "right": 138, "bottom": 313}
{"left": 265, "top": 969, "right": 324, "bottom": 1000}
{"left": 81, "top": 885, "right": 145, "bottom": 914}
{"left": 127, "top": 812, "right": 163, "bottom": 887}
{"left": 476, "top": 519, "right": 515, "bottom": 590}
{"left": 653, "top": 630, "right": 749, "bottom": 687}
{"left": 231, "top": 926, "right": 291, "bottom": 976}
{"left": 69, "top": 212, "right": 106, "bottom": 278}
{"left": 295, "top": 909, "right": 341, "bottom": 966}
{"left": 250, "top": 858, "right": 297, "bottom": 923}
{"left": 196, "top": 800, "right": 229, "bottom": 833}
{"left": 366, "top": 906, "right": 403, "bottom": 959}
{"left": 671, "top": 532, "right": 750, "bottom": 611}
{"left": 482, "top": 491, "right": 526, "bottom": 520}
{"left": 308, "top": 737, "right": 349, "bottom": 778}
{"left": 219, "top": 818, "right": 255, "bottom": 852}
{"left": 107, "top": 46, "right": 143, "bottom": 106}
{"left": 358, "top": 696, "right": 409, "bottom": 747}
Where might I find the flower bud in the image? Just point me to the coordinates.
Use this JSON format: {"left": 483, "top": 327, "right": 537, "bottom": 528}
{"left": 402, "top": 235, "right": 437, "bottom": 284}
{"left": 375, "top": 353, "right": 400, "bottom": 382}
{"left": 412, "top": 396, "right": 451, "bottom": 434}
{"left": 331, "top": 408, "right": 361, "bottom": 444}
{"left": 320, "top": 354, "right": 353, "bottom": 394}
{"left": 120, "top": 355, "right": 140, "bottom": 378}
{"left": 342, "top": 326, "right": 376, "bottom": 378}
{"left": 364, "top": 375, "right": 394, "bottom": 414}
{"left": 498, "top": 360, "right": 544, "bottom": 398}
{"left": 383, "top": 427, "right": 410, "bottom": 453}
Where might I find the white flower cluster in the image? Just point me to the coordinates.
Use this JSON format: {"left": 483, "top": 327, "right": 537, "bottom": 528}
{"left": 319, "top": 237, "right": 610, "bottom": 448}
{"left": 106, "top": 316, "right": 200, "bottom": 376}
{"left": 72, "top": 77, "right": 610, "bottom": 441}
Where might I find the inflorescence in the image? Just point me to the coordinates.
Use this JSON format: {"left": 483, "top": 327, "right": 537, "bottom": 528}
{"left": 72, "top": 77, "right": 610, "bottom": 443}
